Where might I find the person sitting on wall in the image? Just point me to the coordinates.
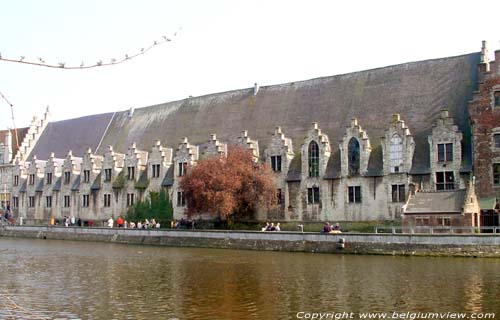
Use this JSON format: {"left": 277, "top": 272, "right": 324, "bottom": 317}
{"left": 275, "top": 222, "right": 281, "bottom": 231}
{"left": 322, "top": 222, "right": 332, "bottom": 234}
{"left": 261, "top": 222, "right": 270, "bottom": 231}
{"left": 116, "top": 216, "right": 124, "bottom": 228}
{"left": 330, "top": 222, "right": 342, "bottom": 234}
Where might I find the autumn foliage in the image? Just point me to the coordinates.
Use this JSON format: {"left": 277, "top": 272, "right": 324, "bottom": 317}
{"left": 179, "top": 146, "right": 277, "bottom": 219}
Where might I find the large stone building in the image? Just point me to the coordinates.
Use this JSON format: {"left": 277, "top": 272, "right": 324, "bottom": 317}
{"left": 5, "top": 42, "right": 500, "bottom": 223}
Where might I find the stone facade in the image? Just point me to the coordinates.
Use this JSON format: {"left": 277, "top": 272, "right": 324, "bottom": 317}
{"left": 4, "top": 43, "right": 499, "bottom": 223}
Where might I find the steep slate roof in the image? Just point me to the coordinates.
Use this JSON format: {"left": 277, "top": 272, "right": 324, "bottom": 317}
{"left": 162, "top": 166, "right": 174, "bottom": 187}
{"left": 405, "top": 190, "right": 466, "bottom": 214}
{"left": 95, "top": 53, "right": 479, "bottom": 175}
{"left": 71, "top": 175, "right": 81, "bottom": 191}
{"left": 28, "top": 113, "right": 115, "bottom": 160}
{"left": 25, "top": 53, "right": 479, "bottom": 176}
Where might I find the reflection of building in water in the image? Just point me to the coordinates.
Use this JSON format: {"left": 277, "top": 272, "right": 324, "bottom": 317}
{"left": 464, "top": 273, "right": 484, "bottom": 313}
{"left": 3, "top": 43, "right": 500, "bottom": 223}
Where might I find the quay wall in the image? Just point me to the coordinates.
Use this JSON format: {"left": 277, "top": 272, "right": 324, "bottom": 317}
{"left": 1, "top": 226, "right": 500, "bottom": 257}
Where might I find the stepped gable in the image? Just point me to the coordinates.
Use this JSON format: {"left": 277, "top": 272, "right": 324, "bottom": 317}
{"left": 28, "top": 112, "right": 115, "bottom": 160}
{"left": 95, "top": 53, "right": 479, "bottom": 173}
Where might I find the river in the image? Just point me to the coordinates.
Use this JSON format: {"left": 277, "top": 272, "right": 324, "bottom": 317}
{"left": 0, "top": 238, "right": 498, "bottom": 319}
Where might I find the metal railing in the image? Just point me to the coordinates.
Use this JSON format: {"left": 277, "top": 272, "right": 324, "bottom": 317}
{"left": 375, "top": 226, "right": 500, "bottom": 234}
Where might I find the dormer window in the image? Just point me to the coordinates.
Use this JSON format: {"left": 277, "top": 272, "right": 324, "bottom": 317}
{"left": 14, "top": 175, "right": 19, "bottom": 186}
{"left": 348, "top": 138, "right": 360, "bottom": 176}
{"left": 308, "top": 141, "right": 319, "bottom": 177}
{"left": 64, "top": 171, "right": 71, "bottom": 184}
{"left": 271, "top": 155, "right": 282, "bottom": 172}
{"left": 83, "top": 170, "right": 90, "bottom": 183}
{"left": 104, "top": 168, "right": 112, "bottom": 182}
{"left": 152, "top": 164, "right": 161, "bottom": 178}
{"left": 178, "top": 162, "right": 187, "bottom": 176}
{"left": 127, "top": 166, "right": 135, "bottom": 180}
{"left": 46, "top": 172, "right": 53, "bottom": 185}
{"left": 29, "top": 174, "right": 35, "bottom": 185}
{"left": 390, "top": 134, "right": 403, "bottom": 173}
{"left": 437, "top": 143, "right": 453, "bottom": 162}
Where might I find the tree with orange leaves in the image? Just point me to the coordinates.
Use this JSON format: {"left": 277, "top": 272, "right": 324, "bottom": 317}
{"left": 179, "top": 146, "right": 277, "bottom": 220}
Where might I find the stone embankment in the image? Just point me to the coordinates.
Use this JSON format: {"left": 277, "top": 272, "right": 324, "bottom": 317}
{"left": 1, "top": 226, "right": 500, "bottom": 257}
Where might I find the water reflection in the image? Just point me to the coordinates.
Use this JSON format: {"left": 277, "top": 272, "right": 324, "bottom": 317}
{"left": 0, "top": 238, "right": 499, "bottom": 319}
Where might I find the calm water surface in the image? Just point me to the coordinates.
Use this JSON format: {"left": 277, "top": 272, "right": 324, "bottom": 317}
{"left": 0, "top": 238, "right": 499, "bottom": 319}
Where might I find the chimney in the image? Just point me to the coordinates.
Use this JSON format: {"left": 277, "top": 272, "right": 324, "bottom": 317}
{"left": 128, "top": 107, "right": 134, "bottom": 118}
{"left": 253, "top": 83, "right": 259, "bottom": 96}
{"left": 440, "top": 110, "right": 449, "bottom": 118}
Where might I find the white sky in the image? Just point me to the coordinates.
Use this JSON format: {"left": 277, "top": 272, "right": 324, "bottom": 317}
{"left": 0, "top": 0, "right": 499, "bottom": 129}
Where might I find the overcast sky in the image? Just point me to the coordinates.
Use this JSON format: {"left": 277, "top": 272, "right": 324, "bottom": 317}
{"left": 0, "top": 0, "right": 499, "bottom": 129}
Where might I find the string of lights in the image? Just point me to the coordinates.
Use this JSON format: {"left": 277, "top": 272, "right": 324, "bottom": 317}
{"left": 0, "top": 29, "right": 180, "bottom": 70}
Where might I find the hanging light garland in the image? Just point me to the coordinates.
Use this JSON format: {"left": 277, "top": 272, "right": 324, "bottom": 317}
{"left": 0, "top": 28, "right": 181, "bottom": 70}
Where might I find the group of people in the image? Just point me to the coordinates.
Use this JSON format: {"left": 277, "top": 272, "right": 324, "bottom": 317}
{"left": 171, "top": 218, "right": 195, "bottom": 229}
{"left": 322, "top": 222, "right": 342, "bottom": 234}
{"left": 0, "top": 206, "right": 13, "bottom": 225}
{"left": 261, "top": 222, "right": 281, "bottom": 231}
{"left": 108, "top": 217, "right": 161, "bottom": 229}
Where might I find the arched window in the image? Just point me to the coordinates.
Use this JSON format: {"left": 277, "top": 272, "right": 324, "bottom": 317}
{"left": 308, "top": 141, "right": 319, "bottom": 177}
{"left": 348, "top": 138, "right": 360, "bottom": 176}
{"left": 390, "top": 134, "right": 403, "bottom": 173}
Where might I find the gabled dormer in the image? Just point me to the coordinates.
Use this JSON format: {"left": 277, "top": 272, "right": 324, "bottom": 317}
{"left": 174, "top": 137, "right": 198, "bottom": 178}
{"left": 204, "top": 134, "right": 227, "bottom": 158}
{"left": 148, "top": 140, "right": 173, "bottom": 181}
{"left": 102, "top": 146, "right": 124, "bottom": 184}
{"left": 124, "top": 143, "right": 148, "bottom": 182}
{"left": 340, "top": 118, "right": 371, "bottom": 177}
{"left": 44, "top": 152, "right": 63, "bottom": 189}
{"left": 27, "top": 155, "right": 46, "bottom": 189}
{"left": 428, "top": 110, "right": 463, "bottom": 191}
{"left": 381, "top": 114, "right": 415, "bottom": 175}
{"left": 61, "top": 150, "right": 82, "bottom": 187}
{"left": 237, "top": 130, "right": 259, "bottom": 161}
{"left": 301, "top": 122, "right": 331, "bottom": 179}
{"left": 12, "top": 155, "right": 27, "bottom": 189}
{"left": 81, "top": 148, "right": 103, "bottom": 185}
{"left": 264, "top": 126, "right": 294, "bottom": 177}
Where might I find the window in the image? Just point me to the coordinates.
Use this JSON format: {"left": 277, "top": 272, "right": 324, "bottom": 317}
{"left": 390, "top": 134, "right": 403, "bottom": 173}
{"left": 271, "top": 155, "right": 282, "bottom": 172}
{"left": 83, "top": 170, "right": 90, "bottom": 183}
{"left": 127, "top": 166, "right": 135, "bottom": 180}
{"left": 308, "top": 141, "right": 319, "bottom": 177}
{"left": 29, "top": 174, "right": 35, "bottom": 185}
{"left": 64, "top": 195, "right": 70, "bottom": 207}
{"left": 82, "top": 194, "right": 90, "bottom": 207}
{"left": 177, "top": 191, "right": 186, "bottom": 206}
{"left": 493, "top": 134, "right": 500, "bottom": 149}
{"left": 28, "top": 196, "right": 35, "bottom": 208}
{"left": 437, "top": 217, "right": 451, "bottom": 227}
{"left": 46, "top": 196, "right": 52, "bottom": 208}
{"left": 307, "top": 187, "right": 320, "bottom": 204}
{"left": 415, "top": 217, "right": 429, "bottom": 226}
{"left": 495, "top": 91, "right": 500, "bottom": 108}
{"left": 493, "top": 164, "right": 500, "bottom": 185}
{"left": 127, "top": 193, "right": 135, "bottom": 207}
{"left": 152, "top": 164, "right": 161, "bottom": 178}
{"left": 104, "top": 169, "right": 112, "bottom": 182}
{"left": 391, "top": 184, "right": 406, "bottom": 203}
{"left": 348, "top": 138, "right": 360, "bottom": 176}
{"left": 64, "top": 171, "right": 71, "bottom": 184}
{"left": 436, "top": 171, "right": 455, "bottom": 190}
{"left": 178, "top": 162, "right": 188, "bottom": 176}
{"left": 46, "top": 172, "right": 53, "bottom": 185}
{"left": 12, "top": 197, "right": 18, "bottom": 208}
{"left": 437, "top": 143, "right": 453, "bottom": 162}
{"left": 14, "top": 175, "right": 19, "bottom": 186}
{"left": 104, "top": 194, "right": 111, "bottom": 207}
{"left": 348, "top": 186, "right": 362, "bottom": 203}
